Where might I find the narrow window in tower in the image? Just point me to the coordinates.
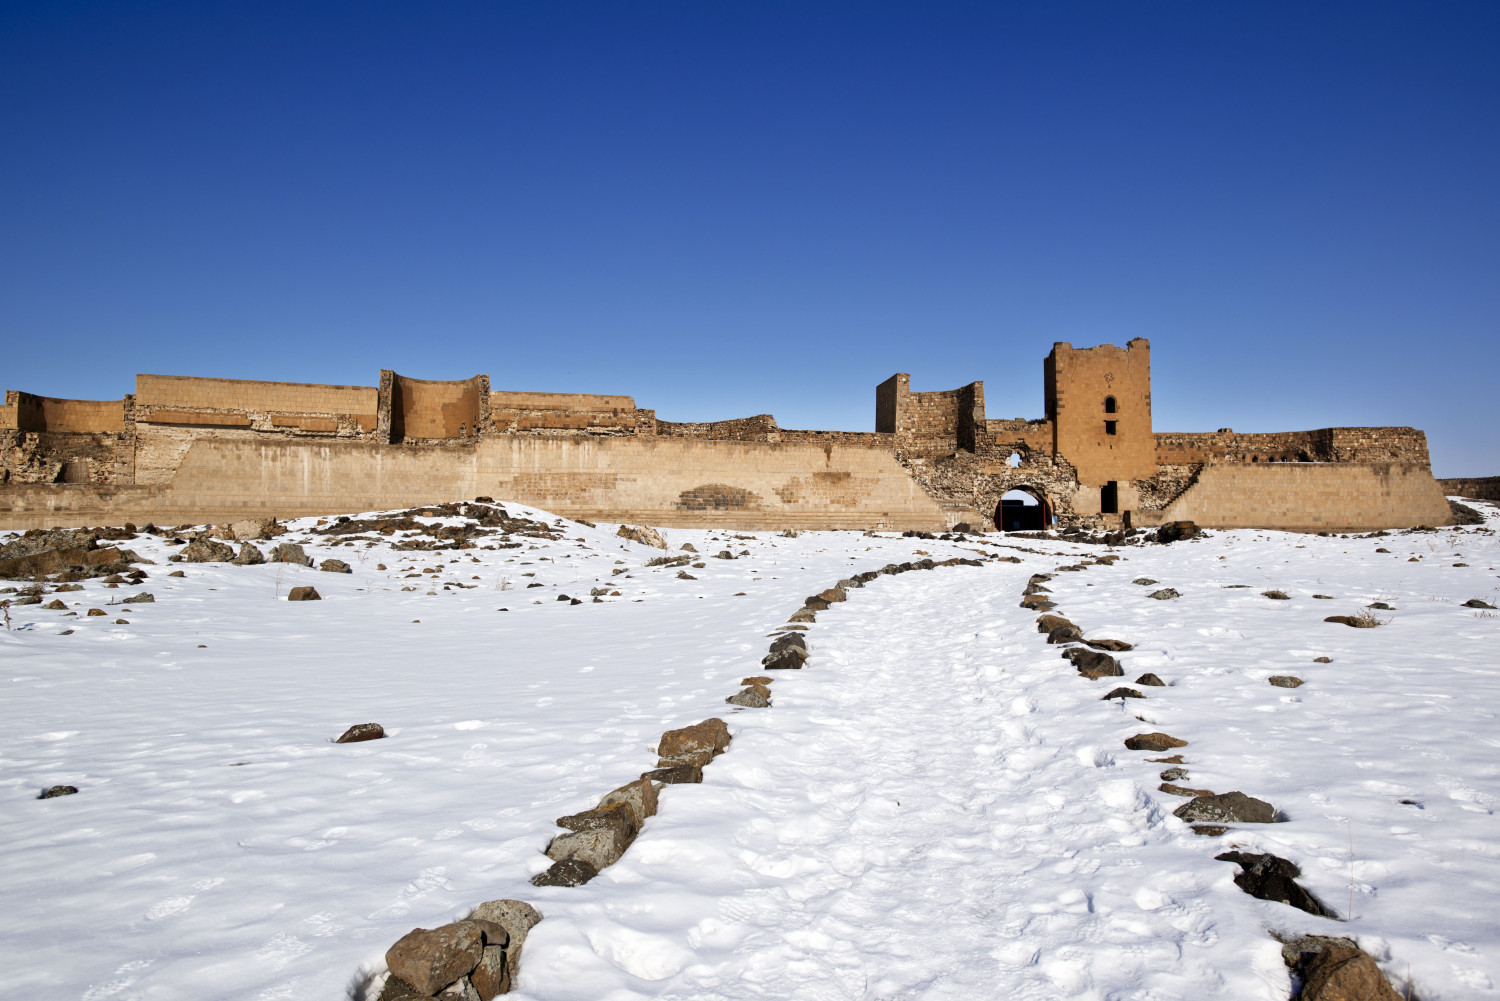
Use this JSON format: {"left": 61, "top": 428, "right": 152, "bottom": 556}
{"left": 1104, "top": 396, "right": 1117, "bottom": 414}
{"left": 1104, "top": 420, "right": 1117, "bottom": 436}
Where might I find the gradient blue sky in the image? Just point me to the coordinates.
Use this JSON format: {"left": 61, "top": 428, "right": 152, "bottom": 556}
{"left": 3, "top": 1, "right": 1496, "bottom": 475}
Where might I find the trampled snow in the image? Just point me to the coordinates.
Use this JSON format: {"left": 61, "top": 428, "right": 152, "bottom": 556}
{"left": 2, "top": 502, "right": 1497, "bottom": 999}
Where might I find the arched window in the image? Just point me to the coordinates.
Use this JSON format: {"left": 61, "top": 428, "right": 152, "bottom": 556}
{"left": 1103, "top": 396, "right": 1117, "bottom": 414}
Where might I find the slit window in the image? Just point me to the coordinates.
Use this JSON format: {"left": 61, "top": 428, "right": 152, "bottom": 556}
{"left": 1104, "top": 420, "right": 1117, "bottom": 436}
{"left": 1104, "top": 396, "right": 1117, "bottom": 414}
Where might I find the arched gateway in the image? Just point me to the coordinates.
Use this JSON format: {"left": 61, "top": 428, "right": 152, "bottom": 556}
{"left": 995, "top": 488, "right": 1052, "bottom": 532}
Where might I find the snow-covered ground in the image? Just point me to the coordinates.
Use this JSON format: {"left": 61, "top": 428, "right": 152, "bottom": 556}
{"left": 2, "top": 501, "right": 1497, "bottom": 1000}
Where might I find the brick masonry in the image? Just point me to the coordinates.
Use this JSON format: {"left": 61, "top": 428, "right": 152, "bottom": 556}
{"left": 0, "top": 344, "right": 1457, "bottom": 532}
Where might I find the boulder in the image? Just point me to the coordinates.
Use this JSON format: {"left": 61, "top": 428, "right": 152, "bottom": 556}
{"left": 1035, "top": 614, "right": 1074, "bottom": 633}
{"left": 727, "top": 688, "right": 770, "bottom": 708}
{"left": 1147, "top": 588, "right": 1181, "bottom": 600}
{"left": 43, "top": 598, "right": 66, "bottom": 609}
{"left": 556, "top": 801, "right": 638, "bottom": 841}
{"left": 1268, "top": 676, "right": 1304, "bottom": 688}
{"left": 39, "top": 785, "right": 78, "bottom": 799}
{"left": 1062, "top": 647, "right": 1121, "bottom": 679}
{"left": 1215, "top": 851, "right": 1333, "bottom": 917}
{"left": 1464, "top": 598, "right": 1497, "bottom": 609}
{"left": 386, "top": 923, "right": 486, "bottom": 995}
{"left": 287, "top": 586, "right": 321, "bottom": 601}
{"left": 787, "top": 609, "right": 816, "bottom": 624}
{"left": 1155, "top": 521, "right": 1200, "bottom": 543}
{"left": 641, "top": 764, "right": 703, "bottom": 784}
{"left": 1324, "top": 615, "right": 1377, "bottom": 628}
{"left": 1284, "top": 938, "right": 1402, "bottom": 1001}
{"left": 1262, "top": 590, "right": 1290, "bottom": 600}
{"left": 1132, "top": 577, "right": 1158, "bottom": 586}
{"left": 598, "top": 777, "right": 658, "bottom": 826}
{"left": 122, "top": 592, "right": 155, "bottom": 604}
{"left": 1102, "top": 687, "right": 1144, "bottom": 700}
{"left": 1047, "top": 625, "right": 1083, "bottom": 644}
{"left": 616, "top": 524, "right": 667, "bottom": 548}
{"left": 1134, "top": 673, "right": 1166, "bottom": 687}
{"left": 269, "top": 543, "right": 313, "bottom": 566}
{"left": 1159, "top": 782, "right": 1214, "bottom": 797}
{"left": 530, "top": 858, "right": 597, "bottom": 887}
{"left": 470, "top": 944, "right": 508, "bottom": 1000}
{"left": 468, "top": 900, "right": 542, "bottom": 989}
{"left": 658, "top": 718, "right": 730, "bottom": 767}
{"left": 87, "top": 608, "right": 106, "bottom": 616}
{"left": 803, "top": 597, "right": 831, "bottom": 612}
{"left": 1124, "top": 732, "right": 1187, "bottom": 751}
{"left": 1172, "top": 791, "right": 1275, "bottom": 823}
{"left": 1084, "top": 638, "right": 1133, "bottom": 652}
{"left": 335, "top": 723, "right": 385, "bottom": 743}
{"left": 320, "top": 559, "right": 352, "bottom": 573}
{"left": 816, "top": 587, "right": 847, "bottom": 603}
{"left": 233, "top": 543, "right": 265, "bottom": 566}
{"left": 763, "top": 650, "right": 805, "bottom": 670}
{"left": 181, "top": 538, "right": 236, "bottom": 563}
{"left": 545, "top": 827, "right": 631, "bottom": 871}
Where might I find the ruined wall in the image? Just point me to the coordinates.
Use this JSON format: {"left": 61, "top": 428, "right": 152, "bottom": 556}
{"left": 1, "top": 392, "right": 125, "bottom": 433}
{"left": 984, "top": 418, "right": 1054, "bottom": 456}
{"left": 655, "top": 414, "right": 780, "bottom": 441}
{"left": 1154, "top": 427, "right": 1433, "bottom": 466}
{"left": 1439, "top": 477, "right": 1500, "bottom": 502}
{"left": 0, "top": 437, "right": 951, "bottom": 531}
{"left": 1137, "top": 462, "right": 1452, "bottom": 531}
{"left": 388, "top": 374, "right": 487, "bottom": 442}
{"left": 874, "top": 373, "right": 981, "bottom": 457}
{"left": 1045, "top": 338, "right": 1155, "bottom": 487}
{"left": 488, "top": 389, "right": 650, "bottom": 435}
{"left": 136, "top": 374, "right": 378, "bottom": 418}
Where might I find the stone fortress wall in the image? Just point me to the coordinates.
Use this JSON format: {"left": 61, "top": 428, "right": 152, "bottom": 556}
{"left": 0, "top": 343, "right": 1455, "bottom": 532}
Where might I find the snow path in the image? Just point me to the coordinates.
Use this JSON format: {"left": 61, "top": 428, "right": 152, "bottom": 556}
{"left": 518, "top": 559, "right": 1281, "bottom": 1000}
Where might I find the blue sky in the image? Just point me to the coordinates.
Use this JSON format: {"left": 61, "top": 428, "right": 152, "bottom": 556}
{"left": 2, "top": 1, "right": 1496, "bottom": 475}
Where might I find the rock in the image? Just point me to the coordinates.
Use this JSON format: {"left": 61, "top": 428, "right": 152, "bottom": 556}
{"left": 385, "top": 923, "right": 486, "bottom": 995}
{"left": 727, "top": 688, "right": 769, "bottom": 708}
{"left": 763, "top": 650, "right": 804, "bottom": 670}
{"left": 556, "top": 801, "right": 639, "bottom": 840}
{"left": 1465, "top": 598, "right": 1497, "bottom": 609}
{"left": 181, "top": 538, "right": 236, "bottom": 563}
{"left": 1029, "top": 573, "right": 1055, "bottom": 584}
{"left": 1312, "top": 594, "right": 1334, "bottom": 600}
{"left": 335, "top": 722, "right": 385, "bottom": 743}
{"left": 530, "top": 858, "right": 597, "bottom": 887}
{"left": 1159, "top": 767, "right": 1187, "bottom": 781}
{"left": 657, "top": 718, "right": 730, "bottom": 767}
{"left": 546, "top": 827, "right": 631, "bottom": 871}
{"left": 43, "top": 598, "right": 66, "bottom": 609}
{"left": 39, "top": 785, "right": 78, "bottom": 799}
{"left": 1285, "top": 938, "right": 1402, "bottom": 1001}
{"left": 55, "top": 583, "right": 83, "bottom": 591}
{"left": 1047, "top": 625, "right": 1083, "bottom": 644}
{"left": 1215, "top": 851, "right": 1334, "bottom": 917}
{"left": 741, "top": 676, "right": 773, "bottom": 686}
{"left": 168, "top": 570, "right": 185, "bottom": 577}
{"left": 598, "top": 777, "right": 658, "bottom": 826}
{"left": 641, "top": 764, "right": 702, "bottom": 784}
{"left": 1147, "top": 754, "right": 1185, "bottom": 764}
{"left": 122, "top": 592, "right": 155, "bottom": 603}
{"left": 1134, "top": 673, "right": 1166, "bottom": 686}
{"left": 319, "top": 559, "right": 351, "bottom": 573}
{"left": 803, "top": 597, "right": 830, "bottom": 611}
{"left": 1368, "top": 601, "right": 1393, "bottom": 610}
{"left": 1085, "top": 638, "right": 1133, "bottom": 651}
{"left": 1159, "top": 782, "right": 1214, "bottom": 797}
{"left": 816, "top": 587, "right": 847, "bottom": 603}
{"left": 1268, "top": 676, "right": 1304, "bottom": 688}
{"left": 616, "top": 524, "right": 667, "bottom": 549}
{"left": 1020, "top": 593, "right": 1055, "bottom": 609}
{"left": 1155, "top": 521, "right": 1200, "bottom": 543}
{"left": 1102, "top": 687, "right": 1144, "bottom": 700}
{"left": 1172, "top": 790, "right": 1275, "bottom": 823}
{"left": 787, "top": 609, "right": 816, "bottom": 623}
{"left": 233, "top": 543, "right": 265, "bottom": 566}
{"left": 1125, "top": 732, "right": 1187, "bottom": 751}
{"left": 1191, "top": 825, "right": 1231, "bottom": 837}
{"left": 1313, "top": 656, "right": 1332, "bottom": 663}
{"left": 269, "top": 543, "right": 313, "bottom": 566}
{"left": 470, "top": 945, "right": 509, "bottom": 1000}
{"left": 769, "top": 632, "right": 807, "bottom": 654}
{"left": 1022, "top": 584, "right": 1052, "bottom": 596}
{"left": 87, "top": 608, "right": 106, "bottom": 616}
{"left": 714, "top": 550, "right": 735, "bottom": 560}
{"left": 468, "top": 899, "right": 542, "bottom": 989}
{"left": 1262, "top": 590, "right": 1290, "bottom": 600}
{"left": 679, "top": 543, "right": 697, "bottom": 552}
{"left": 1324, "top": 615, "right": 1377, "bottom": 628}
{"left": 1062, "top": 647, "right": 1121, "bottom": 678}
{"left": 1132, "top": 577, "right": 1158, "bottom": 586}
{"left": 287, "top": 586, "right": 321, "bottom": 601}
{"left": 1035, "top": 614, "right": 1074, "bottom": 633}
{"left": 1147, "top": 588, "right": 1180, "bottom": 600}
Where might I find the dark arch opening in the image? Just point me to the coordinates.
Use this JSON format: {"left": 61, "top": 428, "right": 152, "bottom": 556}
{"left": 996, "top": 487, "right": 1052, "bottom": 532}
{"left": 1104, "top": 396, "right": 1117, "bottom": 414}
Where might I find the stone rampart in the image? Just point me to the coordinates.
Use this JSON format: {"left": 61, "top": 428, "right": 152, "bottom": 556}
{"left": 1439, "top": 477, "right": 1500, "bottom": 502}
{"left": 1136, "top": 462, "right": 1452, "bottom": 532}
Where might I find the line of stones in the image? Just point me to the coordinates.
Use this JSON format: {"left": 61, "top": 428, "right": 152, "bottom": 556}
{"left": 1020, "top": 559, "right": 1407, "bottom": 1000}
{"left": 368, "top": 550, "right": 994, "bottom": 1001}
